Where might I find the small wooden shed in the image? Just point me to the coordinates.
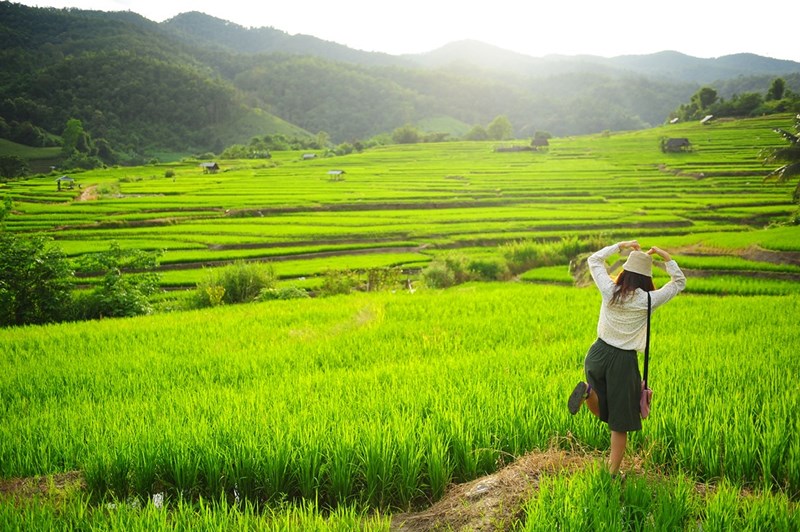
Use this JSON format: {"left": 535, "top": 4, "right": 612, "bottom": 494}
{"left": 664, "top": 138, "right": 692, "bottom": 153}
{"left": 200, "top": 162, "right": 220, "bottom": 174}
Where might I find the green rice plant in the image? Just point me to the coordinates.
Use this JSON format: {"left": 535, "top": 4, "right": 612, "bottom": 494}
{"left": 395, "top": 432, "right": 423, "bottom": 509}
{"left": 421, "top": 423, "right": 453, "bottom": 501}
{"left": 262, "top": 436, "right": 296, "bottom": 504}
{"left": 703, "top": 480, "right": 744, "bottom": 530}
{"left": 326, "top": 431, "right": 359, "bottom": 507}
{"left": 358, "top": 427, "right": 397, "bottom": 508}
{"left": 294, "top": 429, "right": 327, "bottom": 501}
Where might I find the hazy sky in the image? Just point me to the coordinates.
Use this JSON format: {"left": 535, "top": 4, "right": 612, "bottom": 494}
{"left": 16, "top": 0, "right": 800, "bottom": 62}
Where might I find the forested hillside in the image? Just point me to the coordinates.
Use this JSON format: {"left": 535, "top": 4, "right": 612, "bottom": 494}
{"left": 2, "top": 1, "right": 800, "bottom": 161}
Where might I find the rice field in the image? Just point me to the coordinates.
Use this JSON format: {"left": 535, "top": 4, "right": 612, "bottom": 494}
{"left": 1, "top": 284, "right": 798, "bottom": 528}
{"left": 1, "top": 114, "right": 799, "bottom": 528}
{"left": 1, "top": 114, "right": 798, "bottom": 293}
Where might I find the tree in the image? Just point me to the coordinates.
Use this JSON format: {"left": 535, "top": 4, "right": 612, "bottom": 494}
{"left": 0, "top": 234, "right": 73, "bottom": 326}
{"left": 392, "top": 124, "right": 421, "bottom": 144}
{"left": 75, "top": 243, "right": 162, "bottom": 318}
{"left": 61, "top": 118, "right": 85, "bottom": 156}
{"left": 464, "top": 125, "right": 489, "bottom": 141}
{"left": 0, "top": 155, "right": 29, "bottom": 179}
{"left": 763, "top": 115, "right": 800, "bottom": 204}
{"left": 487, "top": 115, "right": 513, "bottom": 140}
{"left": 315, "top": 131, "right": 330, "bottom": 149}
{"left": 766, "top": 78, "right": 786, "bottom": 101}
{"left": 693, "top": 87, "right": 718, "bottom": 110}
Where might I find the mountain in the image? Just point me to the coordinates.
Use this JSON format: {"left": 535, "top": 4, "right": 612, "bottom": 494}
{"left": 408, "top": 42, "right": 800, "bottom": 84}
{"left": 1, "top": 3, "right": 799, "bottom": 159}
{"left": 162, "top": 11, "right": 412, "bottom": 68}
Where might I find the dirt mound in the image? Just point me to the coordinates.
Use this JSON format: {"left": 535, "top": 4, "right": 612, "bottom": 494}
{"left": 391, "top": 448, "right": 600, "bottom": 531}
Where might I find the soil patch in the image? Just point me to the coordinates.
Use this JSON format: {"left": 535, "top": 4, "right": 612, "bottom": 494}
{"left": 78, "top": 185, "right": 98, "bottom": 201}
{"left": 391, "top": 447, "right": 607, "bottom": 531}
{"left": 0, "top": 470, "right": 85, "bottom": 503}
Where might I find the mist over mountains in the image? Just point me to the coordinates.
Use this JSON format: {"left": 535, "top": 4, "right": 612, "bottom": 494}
{"left": 2, "top": 2, "right": 799, "bottom": 155}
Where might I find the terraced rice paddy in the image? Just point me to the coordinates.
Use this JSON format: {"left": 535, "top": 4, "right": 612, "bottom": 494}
{"left": 1, "top": 114, "right": 799, "bottom": 528}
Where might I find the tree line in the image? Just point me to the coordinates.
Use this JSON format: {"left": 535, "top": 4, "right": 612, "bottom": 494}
{"left": 671, "top": 78, "right": 800, "bottom": 122}
{"left": 2, "top": 2, "right": 799, "bottom": 172}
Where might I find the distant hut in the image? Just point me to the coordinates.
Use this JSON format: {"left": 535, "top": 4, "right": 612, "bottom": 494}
{"left": 700, "top": 115, "right": 714, "bottom": 125}
{"left": 531, "top": 137, "right": 550, "bottom": 149}
{"left": 55, "top": 175, "right": 75, "bottom": 190}
{"left": 327, "top": 169, "right": 346, "bottom": 181}
{"left": 663, "top": 138, "right": 692, "bottom": 153}
{"left": 302, "top": 153, "right": 317, "bottom": 160}
{"left": 200, "top": 162, "right": 220, "bottom": 174}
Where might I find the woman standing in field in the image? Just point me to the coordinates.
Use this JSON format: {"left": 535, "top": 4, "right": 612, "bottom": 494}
{"left": 568, "top": 240, "right": 686, "bottom": 476}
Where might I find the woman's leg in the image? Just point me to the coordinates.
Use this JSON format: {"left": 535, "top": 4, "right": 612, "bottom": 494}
{"left": 585, "top": 389, "right": 600, "bottom": 417}
{"left": 609, "top": 430, "right": 627, "bottom": 474}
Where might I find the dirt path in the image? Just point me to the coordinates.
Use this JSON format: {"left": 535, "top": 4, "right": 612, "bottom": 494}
{"left": 391, "top": 448, "right": 601, "bottom": 531}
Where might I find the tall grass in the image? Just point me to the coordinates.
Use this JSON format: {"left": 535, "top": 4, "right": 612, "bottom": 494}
{"left": 1, "top": 284, "right": 797, "bottom": 513}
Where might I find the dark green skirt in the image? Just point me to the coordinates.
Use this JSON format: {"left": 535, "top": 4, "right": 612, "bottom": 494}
{"left": 584, "top": 338, "right": 642, "bottom": 432}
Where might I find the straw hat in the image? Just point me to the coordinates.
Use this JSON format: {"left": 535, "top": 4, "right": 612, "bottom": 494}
{"left": 622, "top": 250, "right": 653, "bottom": 277}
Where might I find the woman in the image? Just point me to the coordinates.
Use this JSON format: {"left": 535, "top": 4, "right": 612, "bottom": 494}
{"left": 568, "top": 240, "right": 686, "bottom": 476}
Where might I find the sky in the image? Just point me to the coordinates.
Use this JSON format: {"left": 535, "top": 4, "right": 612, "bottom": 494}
{"left": 16, "top": 0, "right": 800, "bottom": 63}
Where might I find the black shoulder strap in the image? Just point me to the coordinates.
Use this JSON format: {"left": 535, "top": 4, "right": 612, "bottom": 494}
{"left": 643, "top": 291, "right": 652, "bottom": 386}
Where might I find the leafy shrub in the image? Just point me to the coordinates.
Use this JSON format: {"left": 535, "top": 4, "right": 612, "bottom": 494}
{"left": 422, "top": 261, "right": 456, "bottom": 288}
{"left": 195, "top": 260, "right": 276, "bottom": 307}
{"left": 501, "top": 236, "right": 592, "bottom": 275}
{"left": 468, "top": 257, "right": 510, "bottom": 281}
{"left": 258, "top": 286, "right": 309, "bottom": 301}
{"left": 74, "top": 243, "right": 162, "bottom": 319}
{"left": 164, "top": 169, "right": 175, "bottom": 178}
{"left": 364, "top": 267, "right": 402, "bottom": 292}
{"left": 0, "top": 233, "right": 73, "bottom": 326}
{"left": 319, "top": 269, "right": 359, "bottom": 296}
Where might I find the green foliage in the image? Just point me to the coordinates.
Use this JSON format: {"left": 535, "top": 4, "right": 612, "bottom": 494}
{"left": 422, "top": 252, "right": 500, "bottom": 288}
{"left": 501, "top": 236, "right": 587, "bottom": 275}
{"left": 487, "top": 115, "right": 513, "bottom": 140}
{"left": 194, "top": 260, "right": 276, "bottom": 307}
{"left": 74, "top": 243, "right": 162, "bottom": 319}
{"left": 673, "top": 78, "right": 800, "bottom": 123}
{"left": 364, "top": 267, "right": 403, "bottom": 292}
{"left": 391, "top": 124, "right": 421, "bottom": 144}
{"left": 257, "top": 285, "right": 309, "bottom": 301}
{"left": 0, "top": 233, "right": 73, "bottom": 326}
{"left": 467, "top": 257, "right": 510, "bottom": 281}
{"left": 464, "top": 125, "right": 489, "bottom": 141}
{"left": 0, "top": 155, "right": 29, "bottom": 179}
{"left": 763, "top": 115, "right": 800, "bottom": 203}
{"left": 319, "top": 269, "right": 359, "bottom": 296}
{"left": 0, "top": 196, "right": 11, "bottom": 223}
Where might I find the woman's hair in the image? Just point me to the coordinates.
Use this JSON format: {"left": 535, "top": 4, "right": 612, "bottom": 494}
{"left": 610, "top": 270, "right": 655, "bottom": 305}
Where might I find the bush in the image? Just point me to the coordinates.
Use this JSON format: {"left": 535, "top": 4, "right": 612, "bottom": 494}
{"left": 319, "top": 269, "right": 359, "bottom": 296}
{"left": 364, "top": 267, "right": 402, "bottom": 292}
{"left": 422, "top": 262, "right": 456, "bottom": 288}
{"left": 501, "top": 236, "right": 592, "bottom": 275}
{"left": 257, "top": 286, "right": 309, "bottom": 301}
{"left": 468, "top": 257, "right": 510, "bottom": 281}
{"left": 0, "top": 233, "right": 73, "bottom": 326}
{"left": 195, "top": 261, "right": 276, "bottom": 307}
{"left": 74, "top": 243, "right": 162, "bottom": 319}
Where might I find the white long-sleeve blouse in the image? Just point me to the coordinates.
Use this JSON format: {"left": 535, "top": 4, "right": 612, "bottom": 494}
{"left": 588, "top": 243, "right": 686, "bottom": 351}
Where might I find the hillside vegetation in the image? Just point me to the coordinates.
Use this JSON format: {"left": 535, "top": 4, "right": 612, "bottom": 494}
{"left": 3, "top": 2, "right": 800, "bottom": 160}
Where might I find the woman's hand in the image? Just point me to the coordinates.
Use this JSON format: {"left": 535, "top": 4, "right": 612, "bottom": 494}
{"left": 647, "top": 246, "right": 672, "bottom": 262}
{"left": 618, "top": 240, "right": 640, "bottom": 251}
